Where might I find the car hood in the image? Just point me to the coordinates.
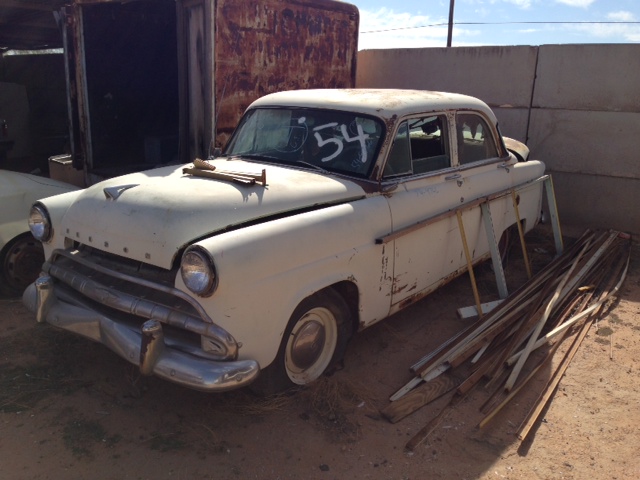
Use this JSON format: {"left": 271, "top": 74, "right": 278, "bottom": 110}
{"left": 57, "top": 160, "right": 366, "bottom": 269}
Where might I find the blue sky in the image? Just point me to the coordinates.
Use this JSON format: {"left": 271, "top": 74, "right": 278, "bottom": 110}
{"left": 351, "top": 0, "right": 640, "bottom": 50}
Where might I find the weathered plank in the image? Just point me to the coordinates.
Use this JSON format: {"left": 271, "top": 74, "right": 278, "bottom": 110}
{"left": 381, "top": 374, "right": 460, "bottom": 424}
{"left": 405, "top": 403, "right": 451, "bottom": 451}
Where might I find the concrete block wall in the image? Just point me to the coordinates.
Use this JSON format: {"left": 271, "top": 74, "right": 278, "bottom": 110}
{"left": 357, "top": 45, "right": 640, "bottom": 234}
{"left": 529, "top": 45, "right": 640, "bottom": 233}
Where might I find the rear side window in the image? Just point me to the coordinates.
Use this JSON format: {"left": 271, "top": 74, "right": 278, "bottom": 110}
{"left": 455, "top": 113, "right": 498, "bottom": 165}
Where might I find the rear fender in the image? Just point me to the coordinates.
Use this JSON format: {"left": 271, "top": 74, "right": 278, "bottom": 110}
{"left": 503, "top": 137, "right": 530, "bottom": 162}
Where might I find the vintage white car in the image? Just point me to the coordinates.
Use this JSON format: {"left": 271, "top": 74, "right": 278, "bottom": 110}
{"left": 23, "top": 89, "right": 545, "bottom": 393}
{"left": 0, "top": 170, "right": 79, "bottom": 296}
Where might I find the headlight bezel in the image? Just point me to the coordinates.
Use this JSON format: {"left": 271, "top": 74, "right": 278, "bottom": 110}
{"left": 180, "top": 246, "right": 217, "bottom": 297}
{"left": 28, "top": 203, "right": 52, "bottom": 242}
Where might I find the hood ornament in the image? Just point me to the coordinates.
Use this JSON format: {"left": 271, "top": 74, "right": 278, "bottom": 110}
{"left": 103, "top": 184, "right": 139, "bottom": 201}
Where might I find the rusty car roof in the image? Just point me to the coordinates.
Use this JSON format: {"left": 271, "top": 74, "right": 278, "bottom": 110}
{"left": 250, "top": 89, "right": 498, "bottom": 122}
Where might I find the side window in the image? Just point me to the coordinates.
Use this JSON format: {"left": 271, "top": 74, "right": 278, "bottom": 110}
{"left": 383, "top": 122, "right": 412, "bottom": 177}
{"left": 407, "top": 115, "right": 450, "bottom": 173}
{"left": 383, "top": 114, "right": 450, "bottom": 178}
{"left": 456, "top": 113, "right": 498, "bottom": 165}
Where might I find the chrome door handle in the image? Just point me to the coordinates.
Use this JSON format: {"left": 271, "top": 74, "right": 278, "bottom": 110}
{"left": 445, "top": 173, "right": 461, "bottom": 181}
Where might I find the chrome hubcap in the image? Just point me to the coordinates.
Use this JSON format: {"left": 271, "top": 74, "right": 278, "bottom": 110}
{"left": 290, "top": 320, "right": 325, "bottom": 370}
{"left": 285, "top": 306, "right": 338, "bottom": 385}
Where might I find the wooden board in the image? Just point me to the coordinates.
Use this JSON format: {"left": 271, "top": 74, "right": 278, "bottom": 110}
{"left": 381, "top": 374, "right": 461, "bottom": 424}
{"left": 456, "top": 299, "right": 503, "bottom": 319}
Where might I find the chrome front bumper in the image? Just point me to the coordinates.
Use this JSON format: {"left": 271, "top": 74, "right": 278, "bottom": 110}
{"left": 23, "top": 276, "right": 259, "bottom": 392}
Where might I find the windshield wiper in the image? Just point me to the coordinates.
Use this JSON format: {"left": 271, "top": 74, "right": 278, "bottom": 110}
{"left": 232, "top": 153, "right": 282, "bottom": 163}
{"left": 287, "top": 159, "right": 329, "bottom": 173}
{"left": 269, "top": 158, "right": 329, "bottom": 173}
{"left": 231, "top": 154, "right": 329, "bottom": 173}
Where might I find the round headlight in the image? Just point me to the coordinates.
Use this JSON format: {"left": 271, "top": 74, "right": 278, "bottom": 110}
{"left": 28, "top": 204, "right": 52, "bottom": 242}
{"left": 180, "top": 248, "right": 216, "bottom": 296}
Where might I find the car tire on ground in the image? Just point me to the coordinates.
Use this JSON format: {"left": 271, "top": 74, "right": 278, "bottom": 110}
{"left": 0, "top": 233, "right": 44, "bottom": 297}
{"left": 251, "top": 288, "right": 353, "bottom": 395}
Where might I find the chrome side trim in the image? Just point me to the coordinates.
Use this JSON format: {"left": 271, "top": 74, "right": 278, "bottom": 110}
{"left": 375, "top": 175, "right": 547, "bottom": 245}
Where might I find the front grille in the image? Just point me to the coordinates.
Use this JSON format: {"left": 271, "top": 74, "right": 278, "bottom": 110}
{"left": 44, "top": 245, "right": 237, "bottom": 360}
{"left": 75, "top": 244, "right": 179, "bottom": 286}
{"left": 59, "top": 244, "right": 197, "bottom": 315}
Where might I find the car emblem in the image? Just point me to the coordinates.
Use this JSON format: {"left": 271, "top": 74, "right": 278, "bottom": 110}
{"left": 103, "top": 184, "right": 139, "bottom": 200}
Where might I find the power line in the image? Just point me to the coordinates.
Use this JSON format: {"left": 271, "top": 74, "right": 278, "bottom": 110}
{"left": 361, "top": 21, "right": 640, "bottom": 34}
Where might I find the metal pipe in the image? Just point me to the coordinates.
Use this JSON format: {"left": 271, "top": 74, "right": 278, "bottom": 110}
{"left": 447, "top": 0, "right": 455, "bottom": 47}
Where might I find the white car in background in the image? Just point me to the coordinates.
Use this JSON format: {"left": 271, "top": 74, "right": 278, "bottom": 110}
{"left": 23, "top": 89, "right": 545, "bottom": 394}
{"left": 0, "top": 170, "right": 79, "bottom": 296}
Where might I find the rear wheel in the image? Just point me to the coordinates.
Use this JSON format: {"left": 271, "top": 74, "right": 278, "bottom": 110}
{"left": 0, "top": 233, "right": 44, "bottom": 297}
{"left": 252, "top": 288, "right": 353, "bottom": 395}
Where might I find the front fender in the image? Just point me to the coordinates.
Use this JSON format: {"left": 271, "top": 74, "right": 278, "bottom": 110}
{"left": 178, "top": 197, "right": 393, "bottom": 368}
{"left": 35, "top": 189, "right": 84, "bottom": 258}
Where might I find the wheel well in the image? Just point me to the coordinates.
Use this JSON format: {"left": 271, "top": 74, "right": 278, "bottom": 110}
{"left": 325, "top": 281, "right": 360, "bottom": 334}
{"left": 499, "top": 220, "right": 527, "bottom": 258}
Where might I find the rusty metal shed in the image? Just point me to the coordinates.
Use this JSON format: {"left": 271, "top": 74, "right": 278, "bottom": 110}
{"left": 3, "top": 0, "right": 359, "bottom": 184}
{"left": 69, "top": 0, "right": 358, "bottom": 182}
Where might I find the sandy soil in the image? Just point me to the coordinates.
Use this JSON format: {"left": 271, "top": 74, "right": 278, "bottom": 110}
{"left": 1, "top": 226, "right": 638, "bottom": 480}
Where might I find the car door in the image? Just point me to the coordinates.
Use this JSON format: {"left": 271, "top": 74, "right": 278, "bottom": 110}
{"left": 381, "top": 112, "right": 471, "bottom": 309}
{"left": 382, "top": 109, "right": 521, "bottom": 311}
{"left": 447, "top": 111, "right": 518, "bottom": 274}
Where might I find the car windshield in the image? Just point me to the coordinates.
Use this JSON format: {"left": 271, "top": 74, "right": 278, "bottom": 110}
{"left": 224, "top": 107, "right": 384, "bottom": 178}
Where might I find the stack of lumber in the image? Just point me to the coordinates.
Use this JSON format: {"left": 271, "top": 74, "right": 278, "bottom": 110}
{"left": 380, "top": 229, "right": 632, "bottom": 451}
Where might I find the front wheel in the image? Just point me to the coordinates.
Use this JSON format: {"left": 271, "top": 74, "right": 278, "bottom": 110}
{"left": 0, "top": 233, "right": 44, "bottom": 297}
{"left": 252, "top": 288, "right": 353, "bottom": 394}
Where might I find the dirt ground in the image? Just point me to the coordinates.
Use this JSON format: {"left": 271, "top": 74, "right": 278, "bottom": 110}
{"left": 1, "top": 225, "right": 638, "bottom": 480}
